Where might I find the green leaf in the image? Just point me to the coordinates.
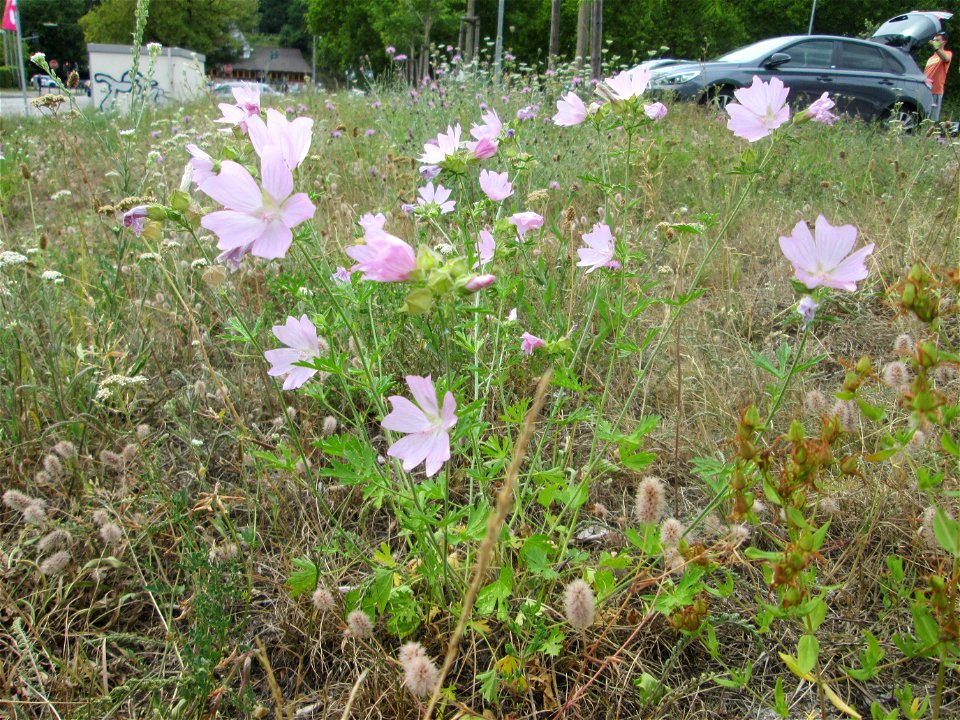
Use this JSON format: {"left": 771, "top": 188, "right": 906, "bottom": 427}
{"left": 286, "top": 557, "right": 318, "bottom": 598}
{"left": 856, "top": 397, "right": 885, "bottom": 423}
{"left": 932, "top": 507, "right": 960, "bottom": 557}
{"left": 797, "top": 635, "right": 819, "bottom": 675}
{"left": 619, "top": 448, "right": 656, "bottom": 471}
{"left": 774, "top": 677, "right": 790, "bottom": 718}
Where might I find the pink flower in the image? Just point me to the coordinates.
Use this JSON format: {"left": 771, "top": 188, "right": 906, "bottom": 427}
{"left": 332, "top": 266, "right": 352, "bottom": 284}
{"left": 393, "top": 54, "right": 408, "bottom": 62}
{"left": 123, "top": 205, "right": 148, "bottom": 236}
{"left": 509, "top": 211, "right": 544, "bottom": 239}
{"left": 603, "top": 67, "right": 652, "bottom": 102}
{"left": 516, "top": 104, "right": 539, "bottom": 121}
{"left": 797, "top": 296, "right": 819, "bottom": 326}
{"left": 464, "top": 274, "right": 496, "bottom": 292}
{"left": 265, "top": 315, "right": 327, "bottom": 390}
{"left": 419, "top": 124, "right": 463, "bottom": 166}
{"left": 725, "top": 76, "right": 791, "bottom": 142}
{"left": 475, "top": 229, "right": 495, "bottom": 268}
{"left": 346, "top": 214, "right": 417, "bottom": 282}
{"left": 186, "top": 144, "right": 215, "bottom": 184}
{"left": 506, "top": 308, "right": 518, "bottom": 322}
{"left": 417, "top": 182, "right": 455, "bottom": 214}
{"left": 199, "top": 146, "right": 315, "bottom": 260}
{"left": 553, "top": 92, "right": 587, "bottom": 126}
{"left": 520, "top": 332, "right": 545, "bottom": 355}
{"left": 215, "top": 82, "right": 261, "bottom": 133}
{"left": 479, "top": 169, "right": 513, "bottom": 202}
{"left": 577, "top": 223, "right": 616, "bottom": 272}
{"left": 778, "top": 215, "right": 874, "bottom": 292}
{"left": 800, "top": 92, "right": 838, "bottom": 125}
{"left": 468, "top": 137, "right": 498, "bottom": 160}
{"left": 470, "top": 109, "right": 502, "bottom": 142}
{"left": 643, "top": 102, "right": 668, "bottom": 121}
{"left": 382, "top": 375, "right": 457, "bottom": 477}
{"left": 247, "top": 108, "right": 314, "bottom": 170}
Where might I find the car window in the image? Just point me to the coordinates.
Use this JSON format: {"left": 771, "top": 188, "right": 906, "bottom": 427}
{"left": 780, "top": 40, "right": 834, "bottom": 68}
{"left": 884, "top": 52, "right": 906, "bottom": 74}
{"left": 837, "top": 42, "right": 886, "bottom": 72}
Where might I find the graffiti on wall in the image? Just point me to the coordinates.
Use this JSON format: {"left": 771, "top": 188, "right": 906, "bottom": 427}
{"left": 93, "top": 70, "right": 165, "bottom": 110}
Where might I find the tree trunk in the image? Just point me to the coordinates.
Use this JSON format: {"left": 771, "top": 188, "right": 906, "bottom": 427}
{"left": 590, "top": 0, "right": 602, "bottom": 80}
{"left": 464, "top": 0, "right": 476, "bottom": 63}
{"left": 419, "top": 0, "right": 433, "bottom": 81}
{"left": 576, "top": 0, "right": 591, "bottom": 71}
{"left": 548, "top": 0, "right": 561, "bottom": 70}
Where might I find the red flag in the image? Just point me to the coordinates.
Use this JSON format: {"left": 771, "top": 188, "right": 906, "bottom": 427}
{"left": 1, "top": 0, "right": 17, "bottom": 32}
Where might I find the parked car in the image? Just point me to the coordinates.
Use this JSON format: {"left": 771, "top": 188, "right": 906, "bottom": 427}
{"left": 31, "top": 74, "right": 58, "bottom": 90}
{"left": 648, "top": 10, "right": 952, "bottom": 130}
{"left": 211, "top": 81, "right": 280, "bottom": 97}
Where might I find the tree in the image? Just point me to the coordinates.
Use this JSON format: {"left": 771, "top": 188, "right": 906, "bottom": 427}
{"left": 20, "top": 0, "right": 96, "bottom": 75}
{"left": 79, "top": 0, "right": 259, "bottom": 65}
{"left": 548, "top": 0, "right": 560, "bottom": 68}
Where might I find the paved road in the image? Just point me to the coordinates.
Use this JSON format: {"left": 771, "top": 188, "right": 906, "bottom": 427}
{"left": 1, "top": 91, "right": 92, "bottom": 117}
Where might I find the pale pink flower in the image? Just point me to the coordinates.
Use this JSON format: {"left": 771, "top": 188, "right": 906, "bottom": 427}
{"left": 199, "top": 146, "right": 315, "bottom": 260}
{"left": 520, "top": 332, "right": 545, "bottom": 355}
{"left": 801, "top": 92, "right": 838, "bottom": 125}
{"left": 778, "top": 215, "right": 873, "bottom": 292}
{"left": 603, "top": 67, "right": 652, "bottom": 101}
{"left": 475, "top": 229, "right": 495, "bottom": 268}
{"left": 417, "top": 182, "right": 456, "bottom": 214}
{"left": 186, "top": 144, "right": 215, "bottom": 184}
{"left": 468, "top": 137, "right": 498, "bottom": 159}
{"left": 264, "top": 315, "right": 328, "bottom": 390}
{"left": 643, "top": 101, "right": 668, "bottom": 121}
{"left": 509, "top": 211, "right": 544, "bottom": 239}
{"left": 552, "top": 92, "right": 587, "bottom": 126}
{"left": 346, "top": 214, "right": 417, "bottom": 282}
{"left": 725, "top": 75, "right": 791, "bottom": 142}
{"left": 382, "top": 375, "right": 457, "bottom": 477}
{"left": 506, "top": 308, "right": 518, "bottom": 322}
{"left": 247, "top": 108, "right": 314, "bottom": 170}
{"left": 419, "top": 124, "right": 463, "bottom": 166}
{"left": 470, "top": 109, "right": 502, "bottom": 142}
{"left": 577, "top": 222, "right": 616, "bottom": 272}
{"left": 478, "top": 169, "right": 513, "bottom": 202}
{"left": 464, "top": 274, "right": 496, "bottom": 291}
{"left": 797, "top": 296, "right": 818, "bottom": 326}
{"left": 122, "top": 205, "right": 148, "bottom": 236}
{"left": 215, "top": 82, "right": 261, "bottom": 133}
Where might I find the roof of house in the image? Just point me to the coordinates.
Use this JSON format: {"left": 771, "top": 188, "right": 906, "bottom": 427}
{"left": 230, "top": 47, "right": 310, "bottom": 74}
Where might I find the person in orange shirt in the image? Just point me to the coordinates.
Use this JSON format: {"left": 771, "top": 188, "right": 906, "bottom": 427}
{"left": 925, "top": 31, "right": 951, "bottom": 122}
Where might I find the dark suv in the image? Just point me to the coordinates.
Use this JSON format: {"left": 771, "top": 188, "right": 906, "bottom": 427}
{"left": 648, "top": 11, "right": 952, "bottom": 129}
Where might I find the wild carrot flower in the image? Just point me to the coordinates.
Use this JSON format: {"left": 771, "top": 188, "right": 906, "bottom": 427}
{"left": 264, "top": 315, "right": 327, "bottom": 390}
{"left": 475, "top": 229, "right": 495, "bottom": 268}
{"left": 247, "top": 108, "right": 314, "bottom": 170}
{"left": 552, "top": 91, "right": 587, "bottom": 126}
{"left": 778, "top": 215, "right": 873, "bottom": 292}
{"left": 346, "top": 214, "right": 417, "bottom": 282}
{"left": 520, "top": 332, "right": 545, "bottom": 355}
{"left": 577, "top": 223, "right": 616, "bottom": 272}
{"left": 382, "top": 375, "right": 457, "bottom": 477}
{"left": 199, "top": 146, "right": 315, "bottom": 261}
{"left": 644, "top": 102, "right": 668, "bottom": 121}
{"left": 635, "top": 476, "right": 666, "bottom": 524}
{"left": 563, "top": 579, "right": 596, "bottom": 629}
{"left": 725, "top": 75, "right": 790, "bottom": 142}
{"left": 215, "top": 82, "right": 261, "bottom": 133}
{"left": 478, "top": 169, "right": 513, "bottom": 202}
{"left": 509, "top": 211, "right": 544, "bottom": 239}
{"left": 417, "top": 182, "right": 456, "bottom": 214}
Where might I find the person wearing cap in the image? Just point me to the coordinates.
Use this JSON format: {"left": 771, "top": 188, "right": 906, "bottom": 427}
{"left": 925, "top": 31, "right": 951, "bottom": 122}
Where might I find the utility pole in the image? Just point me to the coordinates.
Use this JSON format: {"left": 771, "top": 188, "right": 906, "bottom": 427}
{"left": 493, "top": 0, "right": 505, "bottom": 80}
{"left": 548, "top": 0, "right": 560, "bottom": 70}
{"left": 807, "top": 0, "right": 818, "bottom": 34}
{"left": 312, "top": 35, "right": 316, "bottom": 91}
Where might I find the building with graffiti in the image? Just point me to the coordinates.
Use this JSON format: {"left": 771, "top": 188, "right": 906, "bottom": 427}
{"left": 88, "top": 43, "right": 206, "bottom": 112}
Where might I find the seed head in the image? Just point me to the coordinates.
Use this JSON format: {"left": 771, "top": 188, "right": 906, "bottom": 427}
{"left": 346, "top": 610, "right": 373, "bottom": 639}
{"left": 882, "top": 362, "right": 909, "bottom": 387}
{"left": 91, "top": 509, "right": 110, "bottom": 527}
{"left": 730, "top": 524, "right": 750, "bottom": 545}
{"left": 23, "top": 502, "right": 48, "bottom": 525}
{"left": 121, "top": 443, "right": 138, "bottom": 463}
{"left": 893, "top": 333, "right": 913, "bottom": 356}
{"left": 660, "top": 518, "right": 684, "bottom": 547}
{"left": 40, "top": 550, "right": 70, "bottom": 576}
{"left": 100, "top": 523, "right": 123, "bottom": 545}
{"left": 3, "top": 489, "right": 34, "bottom": 512}
{"left": 634, "top": 476, "right": 666, "bottom": 525}
{"left": 398, "top": 641, "right": 428, "bottom": 665}
{"left": 42, "top": 454, "right": 63, "bottom": 477}
{"left": 52, "top": 441, "right": 77, "bottom": 459}
{"left": 38, "top": 529, "right": 72, "bottom": 552}
{"left": 830, "top": 400, "right": 856, "bottom": 431}
{"left": 403, "top": 654, "right": 439, "bottom": 697}
{"left": 563, "top": 579, "right": 596, "bottom": 630}
{"left": 136, "top": 424, "right": 151, "bottom": 439}
{"left": 920, "top": 507, "right": 940, "bottom": 550}
{"left": 100, "top": 450, "right": 123, "bottom": 469}
{"left": 933, "top": 364, "right": 957, "bottom": 386}
{"left": 804, "top": 389, "right": 827, "bottom": 416}
{"left": 311, "top": 587, "right": 335, "bottom": 613}
{"left": 322, "top": 416, "right": 338, "bottom": 436}
{"left": 663, "top": 546, "right": 684, "bottom": 575}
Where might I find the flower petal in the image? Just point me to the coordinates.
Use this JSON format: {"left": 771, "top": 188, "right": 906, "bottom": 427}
{"left": 406, "top": 375, "right": 439, "bottom": 417}
{"left": 199, "top": 161, "right": 262, "bottom": 212}
{"left": 382, "top": 396, "right": 432, "bottom": 433}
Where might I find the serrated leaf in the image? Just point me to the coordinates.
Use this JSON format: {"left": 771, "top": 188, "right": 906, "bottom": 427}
{"left": 286, "top": 557, "right": 318, "bottom": 598}
{"left": 932, "top": 507, "right": 960, "bottom": 557}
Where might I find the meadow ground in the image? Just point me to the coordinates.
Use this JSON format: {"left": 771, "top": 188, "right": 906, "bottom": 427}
{"left": 1, "top": 71, "right": 960, "bottom": 720}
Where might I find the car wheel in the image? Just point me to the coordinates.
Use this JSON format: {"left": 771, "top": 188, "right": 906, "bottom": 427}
{"left": 885, "top": 105, "right": 919, "bottom": 134}
{"left": 706, "top": 86, "right": 737, "bottom": 110}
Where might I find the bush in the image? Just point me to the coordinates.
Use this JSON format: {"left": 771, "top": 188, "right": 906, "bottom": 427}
{"left": 0, "top": 65, "right": 19, "bottom": 89}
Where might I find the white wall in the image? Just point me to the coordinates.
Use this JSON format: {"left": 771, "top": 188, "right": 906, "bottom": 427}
{"left": 88, "top": 44, "right": 206, "bottom": 112}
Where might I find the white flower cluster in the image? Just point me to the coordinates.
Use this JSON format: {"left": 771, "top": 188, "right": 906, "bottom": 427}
{"left": 95, "top": 374, "right": 149, "bottom": 402}
{"left": 41, "top": 270, "right": 64, "bottom": 284}
{"left": 50, "top": 190, "right": 73, "bottom": 201}
{"left": 0, "top": 251, "right": 28, "bottom": 268}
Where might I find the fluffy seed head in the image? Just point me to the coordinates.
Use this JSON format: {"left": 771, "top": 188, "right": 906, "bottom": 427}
{"left": 100, "top": 450, "right": 123, "bottom": 469}
{"left": 403, "top": 654, "right": 439, "bottom": 697}
{"left": 933, "top": 364, "right": 957, "bottom": 386}
{"left": 660, "top": 518, "right": 684, "bottom": 547}
{"left": 831, "top": 400, "right": 856, "bottom": 431}
{"left": 804, "top": 389, "right": 827, "bottom": 415}
{"left": 882, "top": 361, "right": 909, "bottom": 387}
{"left": 91, "top": 509, "right": 110, "bottom": 527}
{"left": 136, "top": 424, "right": 151, "bottom": 439}
{"left": 563, "top": 579, "right": 596, "bottom": 630}
{"left": 920, "top": 507, "right": 939, "bottom": 550}
{"left": 730, "top": 524, "right": 751, "bottom": 545}
{"left": 322, "top": 416, "right": 338, "bottom": 436}
{"left": 40, "top": 550, "right": 70, "bottom": 576}
{"left": 634, "top": 476, "right": 666, "bottom": 525}
{"left": 42, "top": 454, "right": 63, "bottom": 477}
{"left": 398, "top": 641, "right": 428, "bottom": 665}
{"left": 3, "top": 489, "right": 34, "bottom": 512}
{"left": 663, "top": 546, "right": 684, "bottom": 575}
{"left": 346, "top": 610, "right": 374, "bottom": 638}
{"left": 38, "top": 529, "right": 72, "bottom": 552}
{"left": 121, "top": 443, "right": 138, "bottom": 463}
{"left": 23, "top": 502, "right": 48, "bottom": 525}
{"left": 894, "top": 333, "right": 913, "bottom": 356}
{"left": 52, "top": 440, "right": 77, "bottom": 459}
{"left": 99, "top": 523, "right": 123, "bottom": 545}
{"left": 311, "top": 587, "right": 335, "bottom": 613}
